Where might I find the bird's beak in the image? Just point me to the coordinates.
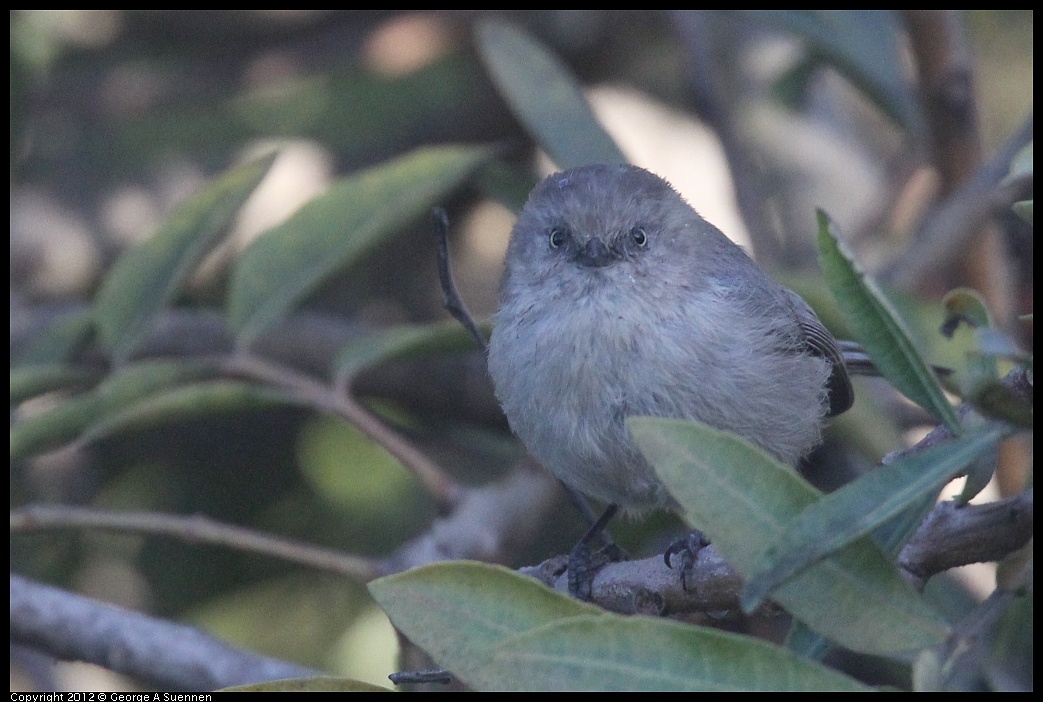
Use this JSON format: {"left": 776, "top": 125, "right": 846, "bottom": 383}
{"left": 573, "top": 237, "right": 617, "bottom": 268}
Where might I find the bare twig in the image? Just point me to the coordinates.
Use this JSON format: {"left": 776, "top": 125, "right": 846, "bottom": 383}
{"left": 521, "top": 542, "right": 744, "bottom": 616}
{"left": 518, "top": 484, "right": 1032, "bottom": 617}
{"left": 899, "top": 489, "right": 1033, "bottom": 585}
{"left": 13, "top": 302, "right": 504, "bottom": 429}
{"left": 10, "top": 504, "right": 381, "bottom": 581}
{"left": 903, "top": 10, "right": 982, "bottom": 193}
{"left": 669, "top": 11, "right": 782, "bottom": 265}
{"left": 224, "top": 352, "right": 465, "bottom": 508}
{"left": 900, "top": 11, "right": 1023, "bottom": 330}
{"left": 882, "top": 114, "right": 1033, "bottom": 291}
{"left": 10, "top": 573, "right": 321, "bottom": 691}
{"left": 432, "top": 207, "right": 488, "bottom": 351}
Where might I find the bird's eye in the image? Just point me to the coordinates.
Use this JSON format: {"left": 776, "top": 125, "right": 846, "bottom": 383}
{"left": 630, "top": 227, "right": 648, "bottom": 247}
{"left": 548, "top": 226, "right": 569, "bottom": 249}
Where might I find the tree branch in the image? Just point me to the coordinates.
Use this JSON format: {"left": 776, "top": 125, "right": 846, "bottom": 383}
{"left": 882, "top": 113, "right": 1033, "bottom": 291}
{"left": 223, "top": 352, "right": 465, "bottom": 509}
{"left": 10, "top": 505, "right": 381, "bottom": 582}
{"left": 10, "top": 573, "right": 321, "bottom": 691}
{"left": 899, "top": 488, "right": 1033, "bottom": 585}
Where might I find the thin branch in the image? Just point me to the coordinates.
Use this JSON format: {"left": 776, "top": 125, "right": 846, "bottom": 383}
{"left": 669, "top": 11, "right": 782, "bottom": 265}
{"left": 432, "top": 207, "right": 488, "bottom": 351}
{"left": 10, "top": 573, "right": 321, "bottom": 691}
{"left": 521, "top": 543, "right": 744, "bottom": 616}
{"left": 899, "top": 11, "right": 1024, "bottom": 330}
{"left": 519, "top": 485, "right": 1032, "bottom": 617}
{"left": 882, "top": 114, "right": 1033, "bottom": 291}
{"left": 903, "top": 10, "right": 981, "bottom": 193}
{"left": 10, "top": 504, "right": 381, "bottom": 582}
{"left": 223, "top": 352, "right": 465, "bottom": 508}
{"left": 13, "top": 303, "right": 504, "bottom": 429}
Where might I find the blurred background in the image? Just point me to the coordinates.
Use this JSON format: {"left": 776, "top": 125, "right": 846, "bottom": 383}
{"left": 10, "top": 10, "right": 1033, "bottom": 690}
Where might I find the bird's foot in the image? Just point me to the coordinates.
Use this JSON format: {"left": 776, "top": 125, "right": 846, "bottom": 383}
{"left": 664, "top": 529, "right": 711, "bottom": 590}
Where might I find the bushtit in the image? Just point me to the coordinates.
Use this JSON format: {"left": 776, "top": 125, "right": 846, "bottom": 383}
{"left": 488, "top": 164, "right": 853, "bottom": 517}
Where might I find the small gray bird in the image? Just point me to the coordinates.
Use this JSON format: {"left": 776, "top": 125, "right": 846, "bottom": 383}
{"left": 487, "top": 163, "right": 853, "bottom": 517}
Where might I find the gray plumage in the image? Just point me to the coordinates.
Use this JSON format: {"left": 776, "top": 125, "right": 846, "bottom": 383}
{"left": 488, "top": 164, "right": 852, "bottom": 513}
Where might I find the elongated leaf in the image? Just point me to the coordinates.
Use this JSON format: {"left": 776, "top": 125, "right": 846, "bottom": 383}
{"left": 475, "top": 18, "right": 626, "bottom": 169}
{"left": 80, "top": 380, "right": 301, "bottom": 444}
{"left": 10, "top": 364, "right": 101, "bottom": 405}
{"left": 873, "top": 493, "right": 939, "bottom": 559}
{"left": 94, "top": 154, "right": 276, "bottom": 363}
{"left": 749, "top": 10, "right": 920, "bottom": 131}
{"left": 10, "top": 360, "right": 218, "bottom": 461}
{"left": 15, "top": 309, "right": 95, "bottom": 366}
{"left": 486, "top": 615, "right": 873, "bottom": 692}
{"left": 368, "top": 561, "right": 601, "bottom": 686}
{"left": 228, "top": 145, "right": 491, "bottom": 347}
{"left": 473, "top": 160, "right": 539, "bottom": 213}
{"left": 334, "top": 319, "right": 489, "bottom": 384}
{"left": 1004, "top": 141, "right": 1032, "bottom": 183}
{"left": 742, "top": 427, "right": 1005, "bottom": 610}
{"left": 1007, "top": 142, "right": 1033, "bottom": 224}
{"left": 785, "top": 620, "right": 831, "bottom": 660}
{"left": 629, "top": 417, "right": 948, "bottom": 655}
{"left": 369, "top": 562, "right": 869, "bottom": 692}
{"left": 1012, "top": 199, "right": 1033, "bottom": 225}
{"left": 817, "top": 210, "right": 961, "bottom": 432}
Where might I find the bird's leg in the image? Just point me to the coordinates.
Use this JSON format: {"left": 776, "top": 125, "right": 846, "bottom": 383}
{"left": 567, "top": 503, "right": 627, "bottom": 600}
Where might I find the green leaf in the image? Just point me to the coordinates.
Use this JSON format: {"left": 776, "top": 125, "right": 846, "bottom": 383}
{"left": 629, "top": 417, "right": 949, "bottom": 655}
{"left": 369, "top": 562, "right": 869, "bottom": 691}
{"left": 952, "top": 427, "right": 1000, "bottom": 505}
{"left": 817, "top": 210, "right": 961, "bottom": 433}
{"left": 872, "top": 493, "right": 939, "bottom": 559}
{"left": 742, "top": 427, "right": 1006, "bottom": 610}
{"left": 940, "top": 287, "right": 994, "bottom": 336}
{"left": 368, "top": 561, "right": 601, "bottom": 686}
{"left": 94, "top": 154, "right": 276, "bottom": 364}
{"left": 231, "top": 52, "right": 490, "bottom": 162}
{"left": 486, "top": 615, "right": 873, "bottom": 692}
{"left": 334, "top": 319, "right": 489, "bottom": 384}
{"left": 1003, "top": 139, "right": 1031, "bottom": 225}
{"left": 473, "top": 160, "right": 539, "bottom": 213}
{"left": 475, "top": 18, "right": 627, "bottom": 169}
{"left": 10, "top": 364, "right": 101, "bottom": 405}
{"left": 10, "top": 360, "right": 218, "bottom": 461}
{"left": 1012, "top": 199, "right": 1032, "bottom": 225}
{"left": 1003, "top": 141, "right": 1032, "bottom": 183}
{"left": 15, "top": 309, "right": 95, "bottom": 366}
{"left": 784, "top": 620, "right": 831, "bottom": 660}
{"left": 80, "top": 379, "right": 301, "bottom": 444}
{"left": 940, "top": 288, "right": 999, "bottom": 400}
{"left": 227, "top": 145, "right": 491, "bottom": 347}
{"left": 749, "top": 10, "right": 921, "bottom": 131}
